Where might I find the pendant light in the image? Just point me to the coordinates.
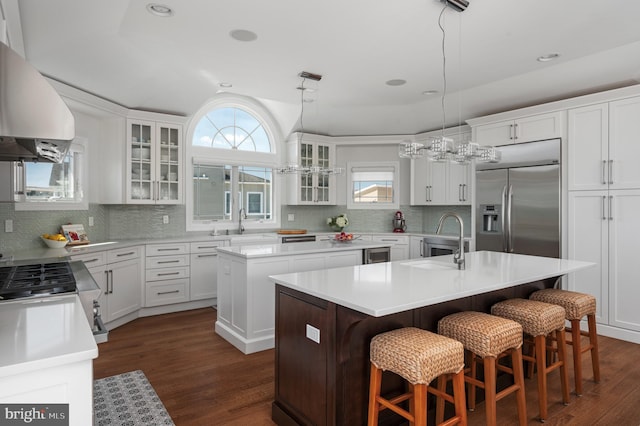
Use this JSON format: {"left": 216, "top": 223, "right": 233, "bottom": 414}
{"left": 399, "top": 1, "right": 500, "bottom": 164}
{"left": 276, "top": 72, "right": 344, "bottom": 175}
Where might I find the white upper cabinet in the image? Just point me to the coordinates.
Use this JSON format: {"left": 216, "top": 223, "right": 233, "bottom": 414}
{"left": 126, "top": 119, "right": 183, "bottom": 204}
{"left": 473, "top": 111, "right": 563, "bottom": 146}
{"left": 568, "top": 96, "right": 640, "bottom": 191}
{"left": 608, "top": 97, "right": 640, "bottom": 190}
{"left": 568, "top": 103, "right": 608, "bottom": 191}
{"left": 410, "top": 127, "right": 472, "bottom": 206}
{"left": 285, "top": 133, "right": 337, "bottom": 205}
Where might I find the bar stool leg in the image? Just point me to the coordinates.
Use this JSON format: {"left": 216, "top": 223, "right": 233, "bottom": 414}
{"left": 368, "top": 364, "right": 382, "bottom": 426}
{"left": 588, "top": 314, "right": 601, "bottom": 383}
{"left": 451, "top": 371, "right": 468, "bottom": 426}
{"left": 435, "top": 376, "right": 446, "bottom": 424}
{"left": 468, "top": 353, "right": 477, "bottom": 411}
{"left": 413, "top": 384, "right": 427, "bottom": 426}
{"left": 534, "top": 334, "right": 548, "bottom": 422}
{"left": 483, "top": 357, "right": 498, "bottom": 426}
{"left": 511, "top": 347, "right": 528, "bottom": 426}
{"left": 557, "top": 328, "right": 571, "bottom": 405}
{"left": 570, "top": 319, "right": 584, "bottom": 396}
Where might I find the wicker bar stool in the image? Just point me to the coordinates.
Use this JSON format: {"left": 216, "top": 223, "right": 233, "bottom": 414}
{"left": 492, "top": 298, "right": 570, "bottom": 422}
{"left": 438, "top": 311, "right": 527, "bottom": 426}
{"left": 530, "top": 288, "right": 600, "bottom": 396}
{"left": 368, "top": 327, "right": 467, "bottom": 426}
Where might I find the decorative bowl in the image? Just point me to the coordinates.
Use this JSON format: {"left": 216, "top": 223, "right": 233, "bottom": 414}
{"left": 41, "top": 236, "right": 68, "bottom": 248}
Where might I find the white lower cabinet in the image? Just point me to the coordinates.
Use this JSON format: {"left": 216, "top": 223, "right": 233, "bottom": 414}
{"left": 145, "top": 243, "right": 190, "bottom": 307}
{"left": 568, "top": 189, "right": 640, "bottom": 341}
{"left": 371, "top": 234, "right": 409, "bottom": 261}
{"left": 72, "top": 246, "right": 142, "bottom": 323}
{"left": 409, "top": 235, "right": 425, "bottom": 259}
{"left": 190, "top": 241, "right": 227, "bottom": 301}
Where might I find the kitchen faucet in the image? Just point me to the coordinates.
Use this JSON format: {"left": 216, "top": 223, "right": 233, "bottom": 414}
{"left": 435, "top": 212, "right": 465, "bottom": 270}
{"left": 238, "top": 207, "right": 246, "bottom": 235}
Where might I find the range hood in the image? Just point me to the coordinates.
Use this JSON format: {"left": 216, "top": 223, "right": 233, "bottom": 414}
{"left": 0, "top": 42, "right": 75, "bottom": 163}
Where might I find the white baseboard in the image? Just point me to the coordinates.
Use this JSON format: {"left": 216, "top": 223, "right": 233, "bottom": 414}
{"left": 214, "top": 321, "right": 274, "bottom": 354}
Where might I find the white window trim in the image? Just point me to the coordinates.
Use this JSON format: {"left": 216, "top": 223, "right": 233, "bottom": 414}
{"left": 246, "top": 191, "right": 264, "bottom": 215}
{"left": 346, "top": 161, "right": 400, "bottom": 210}
{"left": 15, "top": 137, "right": 89, "bottom": 211}
{"left": 185, "top": 94, "right": 283, "bottom": 232}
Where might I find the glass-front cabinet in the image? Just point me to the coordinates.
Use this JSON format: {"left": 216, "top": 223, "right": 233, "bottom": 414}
{"left": 286, "top": 133, "right": 336, "bottom": 205}
{"left": 127, "top": 119, "right": 182, "bottom": 204}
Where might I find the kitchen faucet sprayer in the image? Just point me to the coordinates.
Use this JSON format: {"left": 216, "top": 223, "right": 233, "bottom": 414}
{"left": 436, "top": 212, "right": 465, "bottom": 270}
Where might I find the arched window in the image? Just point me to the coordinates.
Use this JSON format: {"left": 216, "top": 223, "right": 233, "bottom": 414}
{"left": 186, "top": 96, "right": 280, "bottom": 232}
{"left": 192, "top": 107, "right": 271, "bottom": 152}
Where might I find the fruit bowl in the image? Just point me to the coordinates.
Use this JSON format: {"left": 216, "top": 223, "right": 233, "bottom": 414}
{"left": 41, "top": 235, "right": 68, "bottom": 248}
{"left": 334, "top": 232, "right": 354, "bottom": 242}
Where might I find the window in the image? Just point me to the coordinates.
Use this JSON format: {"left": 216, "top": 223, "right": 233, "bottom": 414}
{"left": 186, "top": 95, "right": 280, "bottom": 231}
{"left": 347, "top": 161, "right": 399, "bottom": 210}
{"left": 16, "top": 139, "right": 88, "bottom": 211}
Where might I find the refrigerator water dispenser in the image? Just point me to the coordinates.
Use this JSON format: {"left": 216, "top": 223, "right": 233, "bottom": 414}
{"left": 481, "top": 205, "right": 500, "bottom": 233}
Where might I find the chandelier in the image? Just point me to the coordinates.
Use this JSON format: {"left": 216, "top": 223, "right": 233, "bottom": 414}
{"left": 276, "top": 72, "right": 344, "bottom": 175}
{"left": 398, "top": 1, "right": 500, "bottom": 165}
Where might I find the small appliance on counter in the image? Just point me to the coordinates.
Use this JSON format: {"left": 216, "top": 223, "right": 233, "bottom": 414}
{"left": 392, "top": 210, "right": 407, "bottom": 233}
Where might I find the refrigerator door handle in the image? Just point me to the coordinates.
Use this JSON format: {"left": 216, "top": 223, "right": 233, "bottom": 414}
{"left": 501, "top": 185, "right": 508, "bottom": 252}
{"left": 507, "top": 184, "right": 514, "bottom": 252}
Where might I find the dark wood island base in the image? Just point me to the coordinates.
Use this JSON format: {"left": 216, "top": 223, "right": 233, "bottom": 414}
{"left": 272, "top": 278, "right": 556, "bottom": 425}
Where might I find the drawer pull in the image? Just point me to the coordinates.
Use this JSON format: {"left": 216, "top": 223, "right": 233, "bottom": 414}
{"left": 116, "top": 251, "right": 136, "bottom": 257}
{"left": 83, "top": 258, "right": 100, "bottom": 264}
{"left": 197, "top": 246, "right": 220, "bottom": 250}
{"left": 157, "top": 260, "right": 180, "bottom": 264}
{"left": 157, "top": 271, "right": 181, "bottom": 276}
{"left": 197, "top": 254, "right": 218, "bottom": 258}
{"left": 157, "top": 290, "right": 180, "bottom": 295}
{"left": 158, "top": 248, "right": 180, "bottom": 251}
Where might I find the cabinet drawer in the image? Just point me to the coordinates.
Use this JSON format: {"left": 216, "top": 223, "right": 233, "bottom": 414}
{"left": 145, "top": 279, "right": 189, "bottom": 307}
{"left": 190, "top": 241, "right": 225, "bottom": 254}
{"left": 146, "top": 266, "right": 189, "bottom": 281}
{"left": 70, "top": 251, "right": 107, "bottom": 267}
{"left": 146, "top": 243, "right": 189, "bottom": 256}
{"left": 146, "top": 254, "right": 190, "bottom": 269}
{"left": 107, "top": 246, "right": 142, "bottom": 263}
{"left": 371, "top": 235, "right": 409, "bottom": 244}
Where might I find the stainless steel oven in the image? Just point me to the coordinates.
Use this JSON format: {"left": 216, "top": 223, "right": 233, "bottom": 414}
{"left": 422, "top": 236, "right": 469, "bottom": 257}
{"left": 363, "top": 246, "right": 391, "bottom": 264}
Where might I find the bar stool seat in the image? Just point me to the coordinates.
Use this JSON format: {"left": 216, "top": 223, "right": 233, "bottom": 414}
{"left": 438, "top": 311, "right": 527, "bottom": 426}
{"left": 530, "top": 288, "right": 600, "bottom": 396}
{"left": 492, "top": 298, "right": 570, "bottom": 422}
{"left": 368, "top": 327, "right": 467, "bottom": 426}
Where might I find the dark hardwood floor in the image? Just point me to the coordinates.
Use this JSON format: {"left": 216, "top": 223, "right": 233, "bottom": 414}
{"left": 93, "top": 307, "right": 640, "bottom": 425}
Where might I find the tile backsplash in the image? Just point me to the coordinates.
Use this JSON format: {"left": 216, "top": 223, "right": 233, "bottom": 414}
{"left": 0, "top": 203, "right": 471, "bottom": 252}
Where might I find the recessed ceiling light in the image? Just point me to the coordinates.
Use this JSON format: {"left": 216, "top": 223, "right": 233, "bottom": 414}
{"left": 146, "top": 3, "right": 173, "bottom": 17}
{"left": 219, "top": 82, "right": 233, "bottom": 88}
{"left": 422, "top": 90, "right": 438, "bottom": 95}
{"left": 537, "top": 53, "right": 560, "bottom": 62}
{"left": 230, "top": 29, "right": 258, "bottom": 42}
{"left": 386, "top": 79, "right": 407, "bottom": 87}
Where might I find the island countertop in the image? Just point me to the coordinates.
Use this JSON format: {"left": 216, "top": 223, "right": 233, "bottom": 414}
{"left": 269, "top": 251, "right": 595, "bottom": 317}
{"left": 216, "top": 240, "right": 391, "bottom": 259}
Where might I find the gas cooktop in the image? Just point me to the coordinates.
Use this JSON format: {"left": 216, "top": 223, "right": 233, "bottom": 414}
{"left": 0, "top": 262, "right": 77, "bottom": 301}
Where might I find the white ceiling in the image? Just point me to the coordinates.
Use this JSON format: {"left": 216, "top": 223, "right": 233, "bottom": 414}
{"left": 9, "top": 0, "right": 640, "bottom": 137}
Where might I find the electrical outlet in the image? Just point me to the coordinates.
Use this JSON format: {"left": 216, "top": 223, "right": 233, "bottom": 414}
{"left": 288, "top": 213, "right": 295, "bottom": 221}
{"left": 162, "top": 215, "right": 169, "bottom": 224}
{"left": 4, "top": 219, "right": 13, "bottom": 233}
{"left": 306, "top": 324, "right": 320, "bottom": 344}
{"left": 88, "top": 216, "right": 94, "bottom": 227}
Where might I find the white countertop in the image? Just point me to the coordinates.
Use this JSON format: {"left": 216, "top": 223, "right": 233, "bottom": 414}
{"left": 217, "top": 240, "right": 392, "bottom": 259}
{"left": 269, "top": 251, "right": 595, "bottom": 317}
{"left": 0, "top": 295, "right": 98, "bottom": 378}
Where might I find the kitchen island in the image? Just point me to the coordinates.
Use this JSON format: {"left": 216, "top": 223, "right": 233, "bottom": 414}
{"left": 269, "top": 251, "right": 594, "bottom": 425}
{"left": 215, "top": 240, "right": 391, "bottom": 354}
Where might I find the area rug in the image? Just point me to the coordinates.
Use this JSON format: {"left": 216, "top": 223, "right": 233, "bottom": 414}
{"left": 94, "top": 370, "right": 175, "bottom": 425}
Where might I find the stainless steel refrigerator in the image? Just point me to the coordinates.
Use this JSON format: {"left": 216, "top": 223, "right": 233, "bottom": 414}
{"left": 475, "top": 139, "right": 560, "bottom": 258}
